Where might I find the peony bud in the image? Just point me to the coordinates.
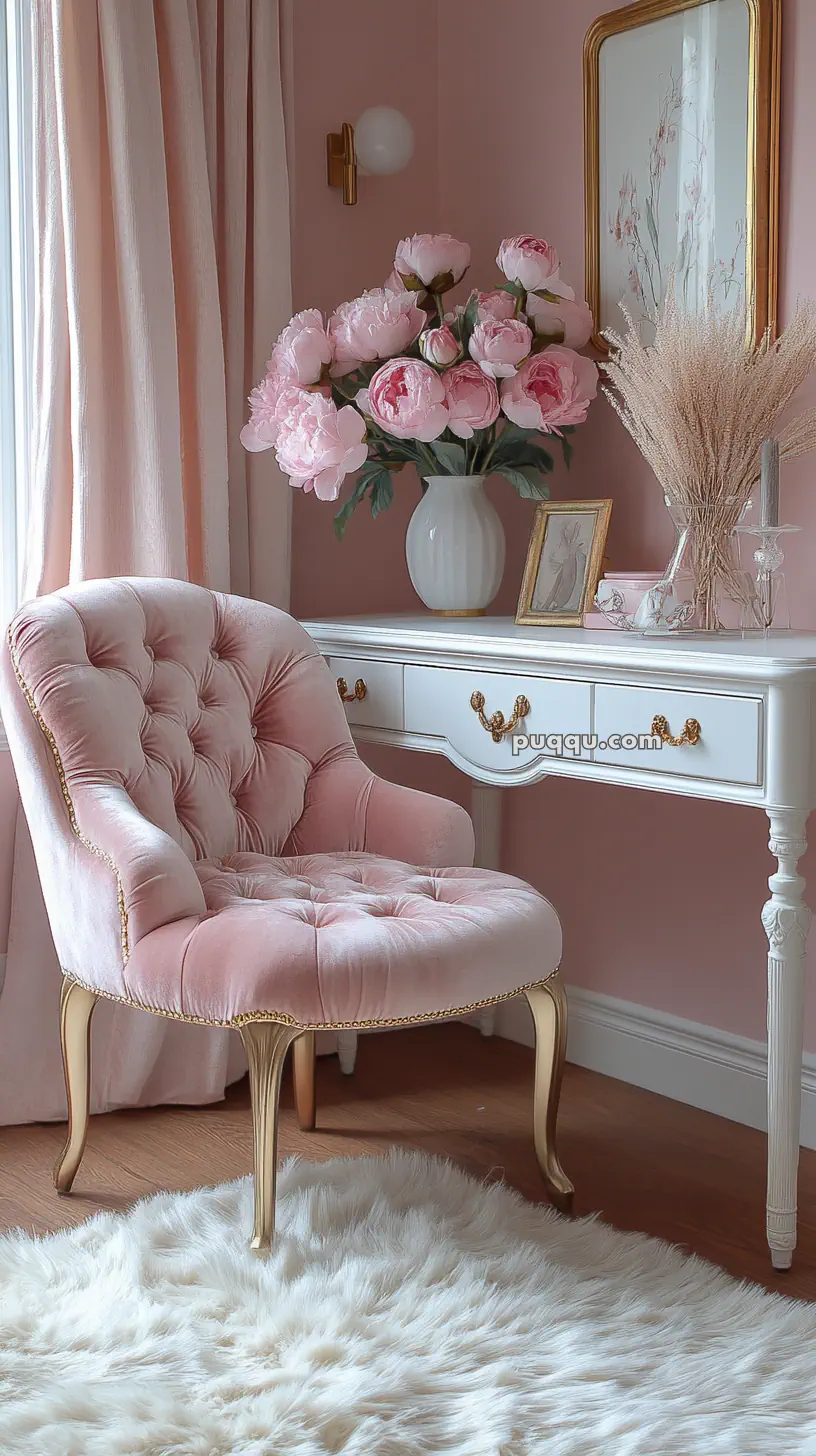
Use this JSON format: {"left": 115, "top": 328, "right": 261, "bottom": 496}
{"left": 419, "top": 324, "right": 462, "bottom": 368}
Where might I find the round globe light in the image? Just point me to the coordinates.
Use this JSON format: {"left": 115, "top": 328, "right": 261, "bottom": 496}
{"left": 354, "top": 107, "right": 414, "bottom": 177}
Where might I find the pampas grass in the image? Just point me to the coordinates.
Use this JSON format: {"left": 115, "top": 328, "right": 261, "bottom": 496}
{"left": 603, "top": 293, "right": 816, "bottom": 628}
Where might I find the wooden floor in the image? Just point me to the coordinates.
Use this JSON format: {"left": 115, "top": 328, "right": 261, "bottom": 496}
{"left": 2, "top": 1023, "right": 815, "bottom": 1301}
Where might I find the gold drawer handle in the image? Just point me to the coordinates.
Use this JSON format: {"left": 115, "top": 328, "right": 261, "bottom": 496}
{"left": 337, "top": 676, "right": 367, "bottom": 704}
{"left": 651, "top": 714, "right": 701, "bottom": 747}
{"left": 470, "top": 689, "right": 531, "bottom": 743}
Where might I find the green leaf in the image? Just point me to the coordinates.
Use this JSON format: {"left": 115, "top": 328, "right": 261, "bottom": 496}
{"left": 530, "top": 328, "right": 565, "bottom": 353}
{"left": 496, "top": 280, "right": 525, "bottom": 301}
{"left": 429, "top": 439, "right": 467, "bottom": 474}
{"left": 560, "top": 433, "right": 573, "bottom": 468}
{"left": 504, "top": 444, "right": 555, "bottom": 472}
{"left": 333, "top": 473, "right": 372, "bottom": 540}
{"left": 494, "top": 422, "right": 540, "bottom": 449}
{"left": 460, "top": 290, "right": 481, "bottom": 350}
{"left": 370, "top": 470, "right": 395, "bottom": 518}
{"left": 397, "top": 272, "right": 426, "bottom": 293}
{"left": 492, "top": 433, "right": 554, "bottom": 473}
{"left": 495, "top": 465, "right": 550, "bottom": 500}
{"left": 371, "top": 439, "right": 422, "bottom": 465}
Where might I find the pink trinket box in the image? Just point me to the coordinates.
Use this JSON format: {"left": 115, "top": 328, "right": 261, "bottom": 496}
{"left": 584, "top": 571, "right": 664, "bottom": 629}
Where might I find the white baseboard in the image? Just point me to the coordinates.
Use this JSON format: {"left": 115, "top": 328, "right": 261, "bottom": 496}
{"left": 482, "top": 987, "right": 816, "bottom": 1151}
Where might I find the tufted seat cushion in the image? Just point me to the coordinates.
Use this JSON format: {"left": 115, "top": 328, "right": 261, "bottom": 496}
{"left": 123, "top": 851, "right": 561, "bottom": 1027}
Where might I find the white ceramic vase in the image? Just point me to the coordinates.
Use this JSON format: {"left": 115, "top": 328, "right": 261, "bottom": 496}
{"left": 405, "top": 475, "right": 505, "bottom": 615}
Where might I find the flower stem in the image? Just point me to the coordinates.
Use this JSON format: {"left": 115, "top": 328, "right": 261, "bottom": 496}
{"left": 417, "top": 442, "right": 440, "bottom": 477}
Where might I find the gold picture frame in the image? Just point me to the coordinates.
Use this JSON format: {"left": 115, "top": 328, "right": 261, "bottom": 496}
{"left": 584, "top": 0, "right": 781, "bottom": 353}
{"left": 516, "top": 500, "right": 612, "bottom": 627}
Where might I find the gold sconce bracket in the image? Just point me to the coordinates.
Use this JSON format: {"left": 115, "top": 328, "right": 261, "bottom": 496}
{"left": 327, "top": 121, "right": 357, "bottom": 205}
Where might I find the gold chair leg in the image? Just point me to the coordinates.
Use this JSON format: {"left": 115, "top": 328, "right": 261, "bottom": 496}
{"left": 54, "top": 975, "right": 98, "bottom": 1194}
{"left": 293, "top": 1030, "right": 317, "bottom": 1131}
{"left": 525, "top": 973, "right": 574, "bottom": 1214}
{"left": 239, "top": 1019, "right": 300, "bottom": 1251}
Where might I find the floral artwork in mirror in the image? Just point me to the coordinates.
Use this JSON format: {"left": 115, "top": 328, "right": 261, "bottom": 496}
{"left": 584, "top": 0, "right": 781, "bottom": 351}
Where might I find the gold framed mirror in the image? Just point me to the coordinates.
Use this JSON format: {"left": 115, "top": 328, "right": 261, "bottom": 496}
{"left": 584, "top": 0, "right": 781, "bottom": 353}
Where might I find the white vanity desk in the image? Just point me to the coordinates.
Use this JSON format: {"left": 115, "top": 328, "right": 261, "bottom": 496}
{"left": 301, "top": 613, "right": 816, "bottom": 1269}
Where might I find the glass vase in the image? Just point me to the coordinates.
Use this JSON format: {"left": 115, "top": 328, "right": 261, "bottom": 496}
{"left": 658, "top": 498, "right": 763, "bottom": 633}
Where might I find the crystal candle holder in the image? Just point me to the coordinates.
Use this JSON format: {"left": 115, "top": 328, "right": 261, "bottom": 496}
{"left": 734, "top": 524, "right": 801, "bottom": 631}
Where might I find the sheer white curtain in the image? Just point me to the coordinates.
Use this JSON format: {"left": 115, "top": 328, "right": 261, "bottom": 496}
{"left": 0, "top": 0, "right": 32, "bottom": 630}
{"left": 0, "top": 0, "right": 293, "bottom": 1123}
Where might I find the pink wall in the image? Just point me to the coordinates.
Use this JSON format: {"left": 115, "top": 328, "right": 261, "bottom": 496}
{"left": 290, "top": 0, "right": 816, "bottom": 1049}
{"left": 289, "top": 0, "right": 442, "bottom": 617}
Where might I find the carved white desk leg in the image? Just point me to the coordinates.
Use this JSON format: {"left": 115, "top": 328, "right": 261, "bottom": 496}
{"left": 472, "top": 782, "right": 503, "bottom": 1037}
{"left": 763, "top": 809, "right": 811, "bottom": 1270}
{"left": 337, "top": 1030, "right": 358, "bottom": 1075}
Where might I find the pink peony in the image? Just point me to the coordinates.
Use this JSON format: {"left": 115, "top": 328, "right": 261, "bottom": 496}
{"left": 274, "top": 393, "right": 368, "bottom": 500}
{"left": 268, "top": 308, "right": 332, "bottom": 386}
{"left": 394, "top": 232, "right": 471, "bottom": 293}
{"left": 469, "top": 317, "right": 532, "bottom": 379}
{"left": 526, "top": 292, "right": 594, "bottom": 348}
{"left": 383, "top": 268, "right": 407, "bottom": 294}
{"left": 497, "top": 234, "right": 574, "bottom": 300}
{"left": 442, "top": 362, "right": 500, "bottom": 439}
{"left": 240, "top": 375, "right": 306, "bottom": 453}
{"left": 500, "top": 346, "right": 598, "bottom": 433}
{"left": 328, "top": 288, "right": 426, "bottom": 376}
{"left": 476, "top": 289, "right": 517, "bottom": 323}
{"left": 419, "top": 324, "right": 462, "bottom": 367}
{"left": 357, "top": 357, "right": 449, "bottom": 441}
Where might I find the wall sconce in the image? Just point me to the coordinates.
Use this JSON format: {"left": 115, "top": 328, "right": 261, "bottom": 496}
{"left": 326, "top": 107, "right": 415, "bottom": 206}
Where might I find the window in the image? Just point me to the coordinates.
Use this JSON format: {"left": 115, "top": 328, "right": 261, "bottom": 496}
{"left": 0, "top": 0, "right": 32, "bottom": 626}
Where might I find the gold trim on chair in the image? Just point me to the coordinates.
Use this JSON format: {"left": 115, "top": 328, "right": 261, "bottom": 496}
{"left": 59, "top": 966, "right": 562, "bottom": 1031}
{"left": 8, "top": 630, "right": 131, "bottom": 963}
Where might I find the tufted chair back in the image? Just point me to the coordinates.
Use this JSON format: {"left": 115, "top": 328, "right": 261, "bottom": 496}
{"left": 1, "top": 578, "right": 408, "bottom": 995}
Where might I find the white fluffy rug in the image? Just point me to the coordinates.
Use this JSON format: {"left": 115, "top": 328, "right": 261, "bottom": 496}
{"left": 2, "top": 1151, "right": 816, "bottom": 1455}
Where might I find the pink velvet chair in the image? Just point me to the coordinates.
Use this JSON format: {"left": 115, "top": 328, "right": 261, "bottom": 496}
{"left": 0, "top": 579, "right": 570, "bottom": 1247}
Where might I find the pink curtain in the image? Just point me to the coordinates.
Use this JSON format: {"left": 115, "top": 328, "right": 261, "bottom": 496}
{"left": 0, "top": 0, "right": 292, "bottom": 1122}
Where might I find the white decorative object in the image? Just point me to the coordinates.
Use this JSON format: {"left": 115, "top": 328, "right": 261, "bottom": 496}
{"left": 735, "top": 522, "right": 801, "bottom": 630}
{"left": 354, "top": 106, "right": 415, "bottom": 176}
{"left": 763, "top": 809, "right": 812, "bottom": 1268}
{"left": 307, "top": 610, "right": 816, "bottom": 1269}
{"left": 5, "top": 1150, "right": 816, "bottom": 1452}
{"left": 405, "top": 475, "right": 505, "bottom": 614}
{"left": 336, "top": 1030, "right": 358, "bottom": 1075}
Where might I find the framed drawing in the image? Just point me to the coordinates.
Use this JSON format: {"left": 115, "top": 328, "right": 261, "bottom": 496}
{"left": 516, "top": 500, "right": 612, "bottom": 627}
{"left": 584, "top": 0, "right": 781, "bottom": 352}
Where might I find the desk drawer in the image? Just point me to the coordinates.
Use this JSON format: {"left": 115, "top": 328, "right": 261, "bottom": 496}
{"left": 327, "top": 656, "right": 403, "bottom": 730}
{"left": 593, "top": 683, "right": 762, "bottom": 784}
{"left": 404, "top": 664, "right": 591, "bottom": 773}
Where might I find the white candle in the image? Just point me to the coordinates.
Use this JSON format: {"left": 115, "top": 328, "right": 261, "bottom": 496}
{"left": 760, "top": 438, "right": 780, "bottom": 528}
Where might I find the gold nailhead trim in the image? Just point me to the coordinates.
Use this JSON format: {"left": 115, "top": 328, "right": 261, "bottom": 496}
{"left": 8, "top": 628, "right": 131, "bottom": 964}
{"left": 60, "top": 967, "right": 560, "bottom": 1031}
